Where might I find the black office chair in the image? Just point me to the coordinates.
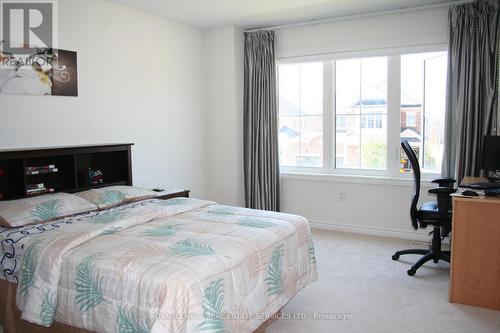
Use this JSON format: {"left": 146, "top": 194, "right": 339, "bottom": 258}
{"left": 392, "top": 140, "right": 456, "bottom": 276}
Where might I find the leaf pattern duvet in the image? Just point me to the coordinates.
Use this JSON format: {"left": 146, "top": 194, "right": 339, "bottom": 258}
{"left": 14, "top": 198, "right": 318, "bottom": 333}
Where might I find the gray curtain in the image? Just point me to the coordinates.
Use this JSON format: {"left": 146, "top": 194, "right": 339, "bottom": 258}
{"left": 443, "top": 0, "right": 499, "bottom": 181}
{"left": 243, "top": 30, "right": 280, "bottom": 211}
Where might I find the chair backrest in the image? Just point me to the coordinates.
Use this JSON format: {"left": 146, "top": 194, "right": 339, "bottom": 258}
{"left": 401, "top": 140, "right": 420, "bottom": 230}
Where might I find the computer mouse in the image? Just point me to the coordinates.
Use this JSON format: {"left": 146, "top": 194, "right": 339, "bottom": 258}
{"left": 461, "top": 190, "right": 479, "bottom": 197}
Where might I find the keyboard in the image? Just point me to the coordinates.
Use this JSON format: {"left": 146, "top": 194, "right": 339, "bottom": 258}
{"left": 485, "top": 188, "right": 500, "bottom": 197}
{"left": 466, "top": 182, "right": 500, "bottom": 190}
{"left": 487, "top": 177, "right": 500, "bottom": 183}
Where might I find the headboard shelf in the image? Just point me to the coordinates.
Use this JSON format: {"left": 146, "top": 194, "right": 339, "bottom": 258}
{"left": 76, "top": 180, "right": 129, "bottom": 192}
{"left": 0, "top": 144, "right": 133, "bottom": 201}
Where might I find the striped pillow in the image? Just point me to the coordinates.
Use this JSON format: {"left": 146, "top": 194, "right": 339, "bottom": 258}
{"left": 74, "top": 186, "right": 156, "bottom": 209}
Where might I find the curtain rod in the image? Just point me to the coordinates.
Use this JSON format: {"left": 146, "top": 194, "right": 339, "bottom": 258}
{"left": 245, "top": 0, "right": 473, "bottom": 32}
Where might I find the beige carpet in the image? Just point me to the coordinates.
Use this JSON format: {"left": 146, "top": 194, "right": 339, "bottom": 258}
{"left": 267, "top": 229, "right": 500, "bottom": 333}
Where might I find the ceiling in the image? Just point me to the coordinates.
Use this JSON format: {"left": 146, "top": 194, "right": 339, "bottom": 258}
{"left": 105, "top": 0, "right": 458, "bottom": 29}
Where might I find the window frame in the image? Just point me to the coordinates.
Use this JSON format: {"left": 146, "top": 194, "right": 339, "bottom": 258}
{"left": 277, "top": 44, "right": 448, "bottom": 180}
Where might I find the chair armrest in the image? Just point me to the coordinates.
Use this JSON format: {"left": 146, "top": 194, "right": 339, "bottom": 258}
{"left": 428, "top": 188, "right": 457, "bottom": 195}
{"left": 431, "top": 177, "right": 456, "bottom": 188}
{"left": 428, "top": 187, "right": 457, "bottom": 219}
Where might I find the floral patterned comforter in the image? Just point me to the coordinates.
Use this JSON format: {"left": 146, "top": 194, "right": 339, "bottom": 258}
{"left": 3, "top": 198, "right": 318, "bottom": 333}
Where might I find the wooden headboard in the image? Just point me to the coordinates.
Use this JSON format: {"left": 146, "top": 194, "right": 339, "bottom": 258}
{"left": 0, "top": 144, "right": 133, "bottom": 201}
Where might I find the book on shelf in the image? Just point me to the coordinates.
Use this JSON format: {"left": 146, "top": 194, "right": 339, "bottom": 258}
{"left": 27, "top": 187, "right": 46, "bottom": 193}
{"left": 26, "top": 168, "right": 58, "bottom": 175}
{"left": 25, "top": 165, "right": 55, "bottom": 171}
{"left": 26, "top": 188, "right": 54, "bottom": 196}
{"left": 27, "top": 183, "right": 45, "bottom": 190}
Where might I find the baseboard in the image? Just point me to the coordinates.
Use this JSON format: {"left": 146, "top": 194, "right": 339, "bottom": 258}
{"left": 309, "top": 220, "right": 430, "bottom": 242}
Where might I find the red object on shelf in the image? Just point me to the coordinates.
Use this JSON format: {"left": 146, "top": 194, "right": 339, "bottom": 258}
{"left": 0, "top": 193, "right": 4, "bottom": 200}
{"left": 0, "top": 168, "right": 5, "bottom": 177}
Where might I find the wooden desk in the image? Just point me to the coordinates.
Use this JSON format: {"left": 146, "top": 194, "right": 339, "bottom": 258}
{"left": 449, "top": 177, "right": 500, "bottom": 311}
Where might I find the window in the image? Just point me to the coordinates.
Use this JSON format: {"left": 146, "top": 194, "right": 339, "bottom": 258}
{"left": 406, "top": 112, "right": 417, "bottom": 127}
{"left": 361, "top": 114, "right": 384, "bottom": 129}
{"left": 277, "top": 49, "right": 448, "bottom": 177}
{"left": 336, "top": 57, "right": 387, "bottom": 170}
{"left": 400, "top": 52, "right": 447, "bottom": 174}
{"left": 336, "top": 116, "right": 346, "bottom": 132}
{"left": 278, "top": 62, "right": 323, "bottom": 168}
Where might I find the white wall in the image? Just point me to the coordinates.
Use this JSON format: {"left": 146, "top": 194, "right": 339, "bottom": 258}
{"left": 0, "top": 0, "right": 206, "bottom": 196}
{"left": 203, "top": 26, "right": 245, "bottom": 206}
{"left": 275, "top": 7, "right": 449, "bottom": 240}
{"left": 281, "top": 175, "right": 438, "bottom": 240}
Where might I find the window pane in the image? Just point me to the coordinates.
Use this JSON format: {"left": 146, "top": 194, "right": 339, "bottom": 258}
{"left": 300, "top": 63, "right": 323, "bottom": 115}
{"left": 299, "top": 116, "right": 323, "bottom": 167}
{"left": 336, "top": 115, "right": 360, "bottom": 169}
{"left": 278, "top": 62, "right": 324, "bottom": 168}
{"left": 406, "top": 112, "right": 416, "bottom": 127}
{"left": 361, "top": 114, "right": 387, "bottom": 170}
{"left": 336, "top": 57, "right": 387, "bottom": 170}
{"left": 360, "top": 57, "right": 387, "bottom": 113}
{"left": 424, "top": 54, "right": 447, "bottom": 172}
{"left": 336, "top": 59, "right": 360, "bottom": 115}
{"left": 336, "top": 116, "right": 346, "bottom": 131}
{"left": 279, "top": 116, "right": 300, "bottom": 167}
{"left": 400, "top": 52, "right": 447, "bottom": 173}
{"left": 278, "top": 64, "right": 300, "bottom": 116}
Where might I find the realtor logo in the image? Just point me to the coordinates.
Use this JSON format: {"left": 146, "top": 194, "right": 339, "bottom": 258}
{"left": 1, "top": 0, "right": 58, "bottom": 54}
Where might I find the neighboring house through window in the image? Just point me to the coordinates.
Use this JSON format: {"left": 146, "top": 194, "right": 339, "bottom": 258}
{"left": 277, "top": 50, "right": 447, "bottom": 176}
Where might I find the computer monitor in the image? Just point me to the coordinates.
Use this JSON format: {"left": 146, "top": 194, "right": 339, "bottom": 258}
{"left": 482, "top": 135, "right": 500, "bottom": 173}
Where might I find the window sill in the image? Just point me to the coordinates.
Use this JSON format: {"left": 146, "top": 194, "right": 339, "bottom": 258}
{"left": 281, "top": 172, "right": 438, "bottom": 188}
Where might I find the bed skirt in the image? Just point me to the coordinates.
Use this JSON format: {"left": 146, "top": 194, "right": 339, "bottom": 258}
{"left": 0, "top": 279, "right": 275, "bottom": 333}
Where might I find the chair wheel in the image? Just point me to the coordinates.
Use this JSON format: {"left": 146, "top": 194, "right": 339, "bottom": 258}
{"left": 392, "top": 254, "right": 399, "bottom": 260}
{"left": 407, "top": 268, "right": 416, "bottom": 276}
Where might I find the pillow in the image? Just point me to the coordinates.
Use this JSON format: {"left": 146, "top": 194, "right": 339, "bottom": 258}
{"left": 0, "top": 192, "right": 98, "bottom": 228}
{"left": 74, "top": 186, "right": 156, "bottom": 209}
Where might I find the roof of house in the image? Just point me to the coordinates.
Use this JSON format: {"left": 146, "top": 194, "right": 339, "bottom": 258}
{"left": 401, "top": 128, "right": 422, "bottom": 142}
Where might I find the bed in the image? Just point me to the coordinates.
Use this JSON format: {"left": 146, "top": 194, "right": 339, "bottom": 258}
{"left": 0, "top": 145, "right": 318, "bottom": 333}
